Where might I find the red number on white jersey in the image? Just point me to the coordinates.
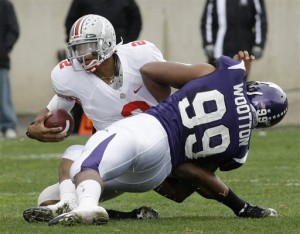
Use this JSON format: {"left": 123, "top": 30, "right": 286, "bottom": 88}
{"left": 121, "top": 101, "right": 150, "bottom": 116}
{"left": 131, "top": 40, "right": 146, "bottom": 47}
{"left": 59, "top": 60, "right": 72, "bottom": 69}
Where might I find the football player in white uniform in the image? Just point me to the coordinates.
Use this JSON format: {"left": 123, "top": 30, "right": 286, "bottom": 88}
{"left": 25, "top": 15, "right": 165, "bottom": 220}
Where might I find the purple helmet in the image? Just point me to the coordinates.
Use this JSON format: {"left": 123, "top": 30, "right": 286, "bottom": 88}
{"left": 247, "top": 81, "right": 288, "bottom": 128}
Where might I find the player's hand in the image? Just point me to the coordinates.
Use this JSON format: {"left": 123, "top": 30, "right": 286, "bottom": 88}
{"left": 233, "top": 51, "right": 255, "bottom": 75}
{"left": 26, "top": 112, "right": 67, "bottom": 142}
{"left": 233, "top": 50, "right": 255, "bottom": 61}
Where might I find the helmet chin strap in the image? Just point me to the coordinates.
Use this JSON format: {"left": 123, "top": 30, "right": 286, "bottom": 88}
{"left": 250, "top": 104, "right": 258, "bottom": 129}
{"left": 83, "top": 59, "right": 101, "bottom": 72}
{"left": 82, "top": 51, "right": 106, "bottom": 72}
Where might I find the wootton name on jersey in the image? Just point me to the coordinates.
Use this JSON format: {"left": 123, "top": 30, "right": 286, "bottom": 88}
{"left": 233, "top": 82, "right": 253, "bottom": 147}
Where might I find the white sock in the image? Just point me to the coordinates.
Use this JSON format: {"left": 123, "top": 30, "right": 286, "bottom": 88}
{"left": 59, "top": 179, "right": 76, "bottom": 202}
{"left": 76, "top": 180, "right": 101, "bottom": 208}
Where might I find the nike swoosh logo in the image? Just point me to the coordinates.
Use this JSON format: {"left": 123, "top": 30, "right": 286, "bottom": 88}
{"left": 133, "top": 85, "right": 143, "bottom": 94}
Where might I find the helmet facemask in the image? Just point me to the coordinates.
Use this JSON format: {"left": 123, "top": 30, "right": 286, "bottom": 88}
{"left": 67, "top": 14, "right": 119, "bottom": 72}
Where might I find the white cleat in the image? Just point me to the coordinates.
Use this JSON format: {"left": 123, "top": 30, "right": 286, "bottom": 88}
{"left": 47, "top": 199, "right": 78, "bottom": 217}
{"left": 23, "top": 200, "right": 78, "bottom": 223}
{"left": 48, "top": 206, "right": 109, "bottom": 226}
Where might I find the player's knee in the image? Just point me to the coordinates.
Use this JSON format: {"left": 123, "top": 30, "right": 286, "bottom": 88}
{"left": 37, "top": 183, "right": 60, "bottom": 206}
{"left": 62, "top": 144, "right": 84, "bottom": 160}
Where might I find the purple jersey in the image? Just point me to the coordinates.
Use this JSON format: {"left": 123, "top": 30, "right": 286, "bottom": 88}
{"left": 147, "top": 56, "right": 255, "bottom": 171}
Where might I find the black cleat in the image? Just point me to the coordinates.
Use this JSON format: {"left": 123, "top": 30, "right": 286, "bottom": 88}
{"left": 134, "top": 206, "right": 159, "bottom": 220}
{"left": 23, "top": 207, "right": 54, "bottom": 223}
{"left": 238, "top": 203, "right": 277, "bottom": 218}
{"left": 23, "top": 203, "right": 72, "bottom": 223}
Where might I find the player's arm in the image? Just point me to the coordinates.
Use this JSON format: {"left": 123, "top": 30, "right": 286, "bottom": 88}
{"left": 233, "top": 50, "right": 255, "bottom": 76}
{"left": 141, "top": 51, "right": 253, "bottom": 98}
{"left": 140, "top": 62, "right": 215, "bottom": 102}
{"left": 141, "top": 61, "right": 215, "bottom": 88}
{"left": 26, "top": 95, "right": 74, "bottom": 142}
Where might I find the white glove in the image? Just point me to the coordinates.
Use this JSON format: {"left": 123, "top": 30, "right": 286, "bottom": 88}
{"left": 251, "top": 46, "right": 263, "bottom": 59}
{"left": 205, "top": 44, "right": 215, "bottom": 59}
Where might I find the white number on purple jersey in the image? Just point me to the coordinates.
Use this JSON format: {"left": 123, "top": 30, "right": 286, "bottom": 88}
{"left": 179, "top": 90, "right": 230, "bottom": 159}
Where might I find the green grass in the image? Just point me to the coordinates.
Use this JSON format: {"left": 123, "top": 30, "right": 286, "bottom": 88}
{"left": 0, "top": 127, "right": 299, "bottom": 233}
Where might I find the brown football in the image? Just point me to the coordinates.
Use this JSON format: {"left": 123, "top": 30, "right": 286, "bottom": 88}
{"left": 44, "top": 109, "right": 74, "bottom": 136}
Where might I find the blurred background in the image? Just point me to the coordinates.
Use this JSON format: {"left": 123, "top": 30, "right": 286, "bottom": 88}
{"left": 9, "top": 0, "right": 300, "bottom": 126}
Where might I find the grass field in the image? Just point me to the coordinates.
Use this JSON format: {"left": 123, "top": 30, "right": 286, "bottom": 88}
{"left": 0, "top": 127, "right": 299, "bottom": 233}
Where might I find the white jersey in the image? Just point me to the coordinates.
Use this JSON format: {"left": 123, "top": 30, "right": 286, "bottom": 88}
{"left": 47, "top": 40, "right": 164, "bottom": 130}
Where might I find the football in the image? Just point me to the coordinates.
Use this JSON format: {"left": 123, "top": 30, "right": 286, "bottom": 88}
{"left": 44, "top": 109, "right": 74, "bottom": 136}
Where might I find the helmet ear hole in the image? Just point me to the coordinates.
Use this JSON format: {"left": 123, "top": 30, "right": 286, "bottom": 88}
{"left": 247, "top": 81, "right": 288, "bottom": 128}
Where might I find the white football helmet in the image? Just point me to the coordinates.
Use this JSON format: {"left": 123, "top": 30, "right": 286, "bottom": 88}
{"left": 67, "top": 14, "right": 118, "bottom": 72}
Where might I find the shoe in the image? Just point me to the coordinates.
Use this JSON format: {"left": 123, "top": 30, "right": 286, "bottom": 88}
{"left": 134, "top": 206, "right": 159, "bottom": 219}
{"left": 48, "top": 206, "right": 109, "bottom": 226}
{"left": 23, "top": 202, "right": 76, "bottom": 223}
{"left": 4, "top": 129, "right": 17, "bottom": 139}
{"left": 23, "top": 207, "right": 54, "bottom": 223}
{"left": 47, "top": 200, "right": 78, "bottom": 216}
{"left": 238, "top": 203, "right": 277, "bottom": 218}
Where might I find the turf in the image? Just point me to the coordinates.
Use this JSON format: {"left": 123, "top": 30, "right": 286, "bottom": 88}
{"left": 0, "top": 127, "right": 299, "bottom": 233}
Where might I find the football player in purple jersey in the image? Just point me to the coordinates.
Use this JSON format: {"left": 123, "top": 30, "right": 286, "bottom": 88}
{"left": 142, "top": 51, "right": 288, "bottom": 218}
{"left": 42, "top": 51, "right": 287, "bottom": 226}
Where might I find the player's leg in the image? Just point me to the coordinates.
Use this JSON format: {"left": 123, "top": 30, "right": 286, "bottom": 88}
{"left": 23, "top": 144, "right": 159, "bottom": 223}
{"left": 176, "top": 162, "right": 277, "bottom": 217}
{"left": 23, "top": 149, "right": 79, "bottom": 224}
{"left": 154, "top": 176, "right": 195, "bottom": 203}
{"left": 23, "top": 144, "right": 81, "bottom": 223}
{"left": 23, "top": 180, "right": 158, "bottom": 223}
{"left": 153, "top": 162, "right": 225, "bottom": 202}
{"left": 23, "top": 180, "right": 77, "bottom": 223}
{"left": 101, "top": 179, "right": 159, "bottom": 220}
{"left": 32, "top": 145, "right": 82, "bottom": 220}
{"left": 48, "top": 128, "right": 133, "bottom": 226}
{"left": 38, "top": 183, "right": 60, "bottom": 206}
{"left": 23, "top": 183, "right": 60, "bottom": 223}
{"left": 160, "top": 161, "right": 277, "bottom": 218}
{"left": 49, "top": 114, "right": 171, "bottom": 226}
